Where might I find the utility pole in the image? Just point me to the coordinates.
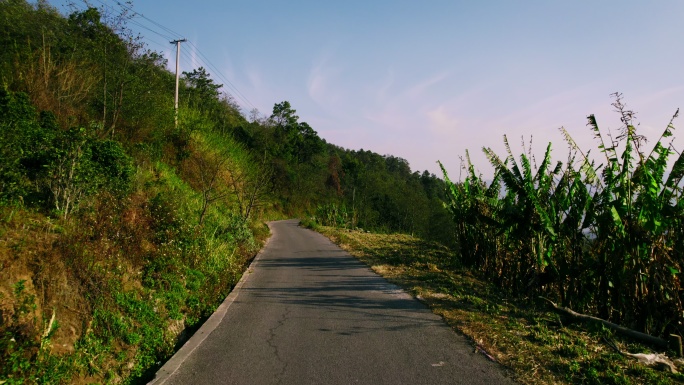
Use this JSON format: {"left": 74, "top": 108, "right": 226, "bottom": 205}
{"left": 171, "top": 38, "right": 187, "bottom": 128}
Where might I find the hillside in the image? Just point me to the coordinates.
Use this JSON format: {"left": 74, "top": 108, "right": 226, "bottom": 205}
{"left": 0, "top": 2, "right": 453, "bottom": 383}
{"left": 6, "top": 2, "right": 683, "bottom": 385}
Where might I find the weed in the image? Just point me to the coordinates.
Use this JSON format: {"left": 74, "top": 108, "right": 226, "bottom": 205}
{"left": 317, "top": 226, "right": 683, "bottom": 385}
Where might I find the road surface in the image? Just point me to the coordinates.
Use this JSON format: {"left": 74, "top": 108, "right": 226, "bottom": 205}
{"left": 150, "top": 219, "right": 516, "bottom": 384}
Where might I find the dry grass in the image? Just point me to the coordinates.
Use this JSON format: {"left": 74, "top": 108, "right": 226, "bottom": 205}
{"left": 313, "top": 225, "right": 684, "bottom": 385}
{"left": 0, "top": 172, "right": 267, "bottom": 383}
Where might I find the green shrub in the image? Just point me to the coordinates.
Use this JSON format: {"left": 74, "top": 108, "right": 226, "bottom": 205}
{"left": 0, "top": 90, "right": 55, "bottom": 205}
{"left": 90, "top": 139, "right": 134, "bottom": 193}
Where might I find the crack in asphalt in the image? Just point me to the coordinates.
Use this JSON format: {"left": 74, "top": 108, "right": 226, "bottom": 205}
{"left": 266, "top": 307, "right": 291, "bottom": 384}
{"left": 153, "top": 220, "right": 517, "bottom": 384}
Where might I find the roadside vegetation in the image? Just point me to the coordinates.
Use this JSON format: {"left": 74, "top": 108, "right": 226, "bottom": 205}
{"left": 0, "top": 1, "right": 450, "bottom": 383}
{"left": 312, "top": 225, "right": 684, "bottom": 385}
{"left": 3, "top": 1, "right": 681, "bottom": 384}
{"left": 306, "top": 92, "right": 684, "bottom": 384}
{"left": 0, "top": 2, "right": 267, "bottom": 383}
{"left": 439, "top": 93, "right": 684, "bottom": 343}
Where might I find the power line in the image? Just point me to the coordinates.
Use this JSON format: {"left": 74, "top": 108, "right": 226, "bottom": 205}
{"left": 111, "top": 0, "right": 184, "bottom": 40}
{"left": 84, "top": 0, "right": 175, "bottom": 41}
{"left": 95, "top": 0, "right": 184, "bottom": 40}
{"left": 141, "top": 36, "right": 173, "bottom": 52}
{"left": 128, "top": 19, "right": 175, "bottom": 41}
{"left": 187, "top": 41, "right": 258, "bottom": 111}
{"left": 70, "top": 0, "right": 260, "bottom": 113}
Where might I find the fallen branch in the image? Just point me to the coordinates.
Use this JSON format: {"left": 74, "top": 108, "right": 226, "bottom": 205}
{"left": 475, "top": 345, "right": 497, "bottom": 362}
{"left": 604, "top": 338, "right": 678, "bottom": 373}
{"left": 539, "top": 297, "right": 668, "bottom": 348}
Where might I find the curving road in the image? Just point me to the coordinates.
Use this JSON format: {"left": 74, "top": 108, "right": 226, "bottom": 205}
{"left": 150, "top": 219, "right": 516, "bottom": 384}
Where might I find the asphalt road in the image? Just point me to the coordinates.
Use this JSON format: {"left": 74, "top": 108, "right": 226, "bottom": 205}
{"left": 150, "top": 219, "right": 516, "bottom": 385}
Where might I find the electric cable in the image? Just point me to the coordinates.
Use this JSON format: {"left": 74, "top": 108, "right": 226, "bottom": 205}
{"left": 187, "top": 41, "right": 258, "bottom": 111}
{"left": 69, "top": 0, "right": 259, "bottom": 113}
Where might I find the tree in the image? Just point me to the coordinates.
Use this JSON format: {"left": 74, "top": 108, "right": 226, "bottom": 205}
{"left": 68, "top": 6, "right": 142, "bottom": 136}
{"left": 0, "top": 89, "right": 54, "bottom": 203}
{"left": 182, "top": 67, "right": 222, "bottom": 111}
{"left": 186, "top": 135, "right": 232, "bottom": 225}
{"left": 268, "top": 101, "right": 325, "bottom": 163}
{"left": 227, "top": 152, "right": 274, "bottom": 221}
{"left": 270, "top": 100, "right": 298, "bottom": 127}
{"left": 325, "top": 154, "right": 344, "bottom": 196}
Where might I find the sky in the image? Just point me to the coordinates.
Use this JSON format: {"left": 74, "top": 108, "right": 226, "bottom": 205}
{"left": 53, "top": 0, "right": 684, "bottom": 179}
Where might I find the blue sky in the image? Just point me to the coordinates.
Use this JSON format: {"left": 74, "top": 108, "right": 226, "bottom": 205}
{"left": 54, "top": 0, "right": 684, "bottom": 178}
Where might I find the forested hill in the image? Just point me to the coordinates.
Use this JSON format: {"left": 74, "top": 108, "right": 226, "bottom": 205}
{"left": 225, "top": 98, "right": 455, "bottom": 243}
{"left": 0, "top": 1, "right": 454, "bottom": 383}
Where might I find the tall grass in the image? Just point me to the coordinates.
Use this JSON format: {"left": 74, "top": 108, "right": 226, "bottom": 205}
{"left": 441, "top": 94, "right": 684, "bottom": 337}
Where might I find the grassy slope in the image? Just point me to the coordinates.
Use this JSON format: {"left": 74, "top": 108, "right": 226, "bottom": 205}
{"left": 0, "top": 154, "right": 274, "bottom": 384}
{"left": 310, "top": 224, "right": 684, "bottom": 385}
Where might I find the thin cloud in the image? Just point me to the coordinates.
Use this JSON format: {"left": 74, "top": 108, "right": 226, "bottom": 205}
{"left": 427, "top": 106, "right": 459, "bottom": 135}
{"left": 372, "top": 67, "right": 395, "bottom": 103}
{"left": 405, "top": 72, "right": 450, "bottom": 100}
{"left": 307, "top": 50, "right": 344, "bottom": 109}
{"left": 364, "top": 72, "right": 452, "bottom": 128}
